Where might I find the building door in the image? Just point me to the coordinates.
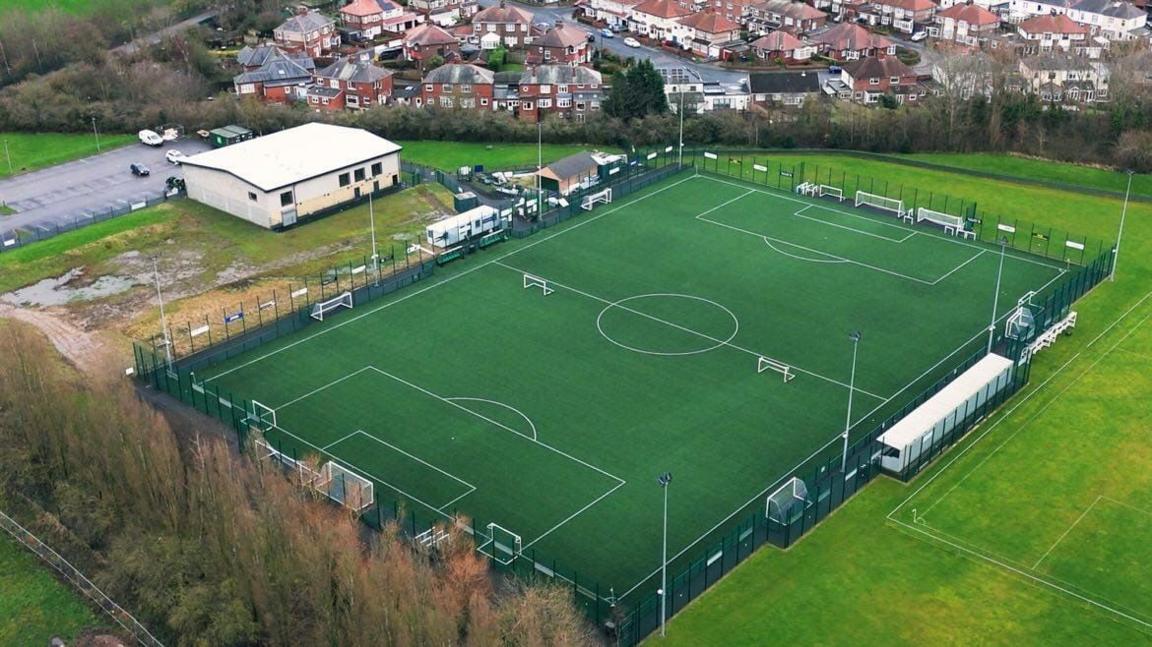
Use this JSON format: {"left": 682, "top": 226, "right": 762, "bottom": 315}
{"left": 354, "top": 187, "right": 362, "bottom": 199}
{"left": 282, "top": 208, "right": 297, "bottom": 227}
{"left": 374, "top": 180, "right": 380, "bottom": 193}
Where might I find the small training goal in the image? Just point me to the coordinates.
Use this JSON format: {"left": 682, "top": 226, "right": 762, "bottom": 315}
{"left": 477, "top": 523, "right": 522, "bottom": 565}
{"left": 314, "top": 461, "right": 375, "bottom": 511}
{"left": 766, "top": 477, "right": 809, "bottom": 525}
{"left": 581, "top": 188, "right": 612, "bottom": 211}
{"left": 311, "top": 291, "right": 353, "bottom": 321}
{"left": 916, "top": 207, "right": 973, "bottom": 238}
{"left": 855, "top": 191, "right": 905, "bottom": 218}
{"left": 523, "top": 273, "right": 554, "bottom": 295}
{"left": 819, "top": 185, "right": 845, "bottom": 202}
{"left": 757, "top": 356, "right": 795, "bottom": 382}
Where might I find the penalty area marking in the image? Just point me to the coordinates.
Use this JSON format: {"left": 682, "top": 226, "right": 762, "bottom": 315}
{"left": 595, "top": 293, "right": 740, "bottom": 356}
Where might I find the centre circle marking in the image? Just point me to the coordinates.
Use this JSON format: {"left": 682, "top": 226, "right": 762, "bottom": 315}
{"left": 595, "top": 293, "right": 739, "bottom": 356}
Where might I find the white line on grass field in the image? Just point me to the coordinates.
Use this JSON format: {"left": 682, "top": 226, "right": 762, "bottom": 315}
{"left": 276, "top": 366, "right": 375, "bottom": 410}
{"left": 445, "top": 397, "right": 538, "bottom": 441}
{"left": 762, "top": 239, "right": 848, "bottom": 264}
{"left": 791, "top": 204, "right": 916, "bottom": 243}
{"left": 322, "top": 429, "right": 363, "bottom": 451}
{"left": 204, "top": 174, "right": 700, "bottom": 382}
{"left": 701, "top": 174, "right": 1071, "bottom": 273}
{"left": 492, "top": 260, "right": 887, "bottom": 402}
{"left": 1032, "top": 495, "right": 1101, "bottom": 569}
{"left": 346, "top": 430, "right": 477, "bottom": 512}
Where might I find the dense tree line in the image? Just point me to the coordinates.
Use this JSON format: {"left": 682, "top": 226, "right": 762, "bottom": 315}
{"left": 0, "top": 321, "right": 594, "bottom": 646}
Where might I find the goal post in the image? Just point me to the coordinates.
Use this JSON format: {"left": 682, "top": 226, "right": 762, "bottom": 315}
{"left": 477, "top": 523, "right": 522, "bottom": 565}
{"left": 757, "top": 356, "right": 795, "bottom": 382}
{"left": 311, "top": 291, "right": 353, "bottom": 321}
{"left": 854, "top": 191, "right": 905, "bottom": 218}
{"left": 581, "top": 188, "right": 612, "bottom": 211}
{"left": 523, "top": 273, "right": 554, "bottom": 295}
{"left": 818, "top": 185, "right": 844, "bottom": 202}
{"left": 248, "top": 400, "right": 277, "bottom": 432}
{"left": 314, "top": 461, "right": 375, "bottom": 511}
{"left": 765, "top": 477, "right": 809, "bottom": 524}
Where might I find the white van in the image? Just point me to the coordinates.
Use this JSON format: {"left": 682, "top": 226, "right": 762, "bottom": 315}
{"left": 138, "top": 129, "right": 163, "bottom": 146}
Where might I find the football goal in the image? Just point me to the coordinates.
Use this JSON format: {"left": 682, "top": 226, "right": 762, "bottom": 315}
{"left": 248, "top": 400, "right": 277, "bottom": 433}
{"left": 855, "top": 191, "right": 905, "bottom": 218}
{"left": 311, "top": 291, "right": 353, "bottom": 321}
{"left": 314, "top": 461, "right": 375, "bottom": 511}
{"left": 523, "top": 273, "right": 554, "bottom": 296}
{"left": 916, "top": 207, "right": 973, "bottom": 237}
{"left": 795, "top": 182, "right": 818, "bottom": 197}
{"left": 757, "top": 356, "right": 795, "bottom": 382}
{"left": 581, "top": 188, "right": 612, "bottom": 211}
{"left": 253, "top": 434, "right": 322, "bottom": 486}
{"left": 818, "top": 185, "right": 844, "bottom": 202}
{"left": 477, "top": 523, "right": 522, "bottom": 565}
{"left": 765, "top": 477, "right": 809, "bottom": 525}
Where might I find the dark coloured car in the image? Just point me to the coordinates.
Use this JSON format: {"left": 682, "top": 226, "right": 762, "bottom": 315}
{"left": 130, "top": 163, "right": 151, "bottom": 177}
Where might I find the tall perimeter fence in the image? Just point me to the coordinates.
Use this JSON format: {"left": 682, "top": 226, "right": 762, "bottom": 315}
{"left": 132, "top": 146, "right": 1116, "bottom": 646}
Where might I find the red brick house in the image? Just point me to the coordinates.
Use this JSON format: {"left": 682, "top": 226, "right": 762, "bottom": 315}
{"left": 339, "top": 0, "right": 401, "bottom": 40}
{"left": 748, "top": 0, "right": 829, "bottom": 35}
{"left": 472, "top": 1, "right": 535, "bottom": 49}
{"left": 233, "top": 47, "right": 316, "bottom": 103}
{"left": 932, "top": 3, "right": 999, "bottom": 45}
{"left": 707, "top": 0, "right": 758, "bottom": 23}
{"left": 409, "top": 0, "right": 479, "bottom": 27}
{"left": 839, "top": 56, "right": 924, "bottom": 103}
{"left": 528, "top": 20, "right": 592, "bottom": 65}
{"left": 677, "top": 11, "right": 743, "bottom": 57}
{"left": 864, "top": 0, "right": 937, "bottom": 33}
{"left": 750, "top": 30, "right": 817, "bottom": 61}
{"left": 274, "top": 9, "right": 340, "bottom": 57}
{"left": 313, "top": 58, "right": 394, "bottom": 110}
{"left": 404, "top": 23, "right": 461, "bottom": 65}
{"left": 513, "top": 65, "right": 604, "bottom": 122}
{"left": 811, "top": 23, "right": 895, "bottom": 60}
{"left": 1017, "top": 14, "right": 1092, "bottom": 56}
{"left": 630, "top": 0, "right": 694, "bottom": 46}
{"left": 419, "top": 63, "right": 496, "bottom": 109}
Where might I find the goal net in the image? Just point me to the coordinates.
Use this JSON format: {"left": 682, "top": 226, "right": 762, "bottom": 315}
{"left": 818, "top": 185, "right": 844, "bottom": 202}
{"left": 581, "top": 188, "right": 612, "bottom": 211}
{"left": 1005, "top": 306, "right": 1036, "bottom": 341}
{"left": 477, "top": 523, "right": 522, "bottom": 565}
{"left": 252, "top": 434, "right": 322, "bottom": 486}
{"left": 311, "top": 291, "right": 353, "bottom": 321}
{"left": 916, "top": 207, "right": 965, "bottom": 230}
{"left": 523, "top": 273, "right": 554, "bottom": 295}
{"left": 314, "top": 461, "right": 375, "bottom": 511}
{"left": 855, "top": 191, "right": 905, "bottom": 217}
{"left": 765, "top": 477, "right": 809, "bottom": 525}
{"left": 248, "top": 400, "right": 277, "bottom": 433}
{"left": 757, "top": 356, "right": 795, "bottom": 382}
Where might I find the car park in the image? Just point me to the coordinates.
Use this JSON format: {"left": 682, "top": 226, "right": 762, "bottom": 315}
{"left": 130, "top": 163, "right": 151, "bottom": 177}
{"left": 138, "top": 129, "right": 163, "bottom": 146}
{"left": 165, "top": 150, "right": 186, "bottom": 165}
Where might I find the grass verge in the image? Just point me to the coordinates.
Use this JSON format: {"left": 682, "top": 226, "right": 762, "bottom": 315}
{"left": 0, "top": 532, "right": 97, "bottom": 646}
{"left": 0, "top": 132, "right": 135, "bottom": 178}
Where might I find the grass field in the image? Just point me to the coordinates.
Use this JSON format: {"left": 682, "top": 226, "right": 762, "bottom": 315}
{"left": 0, "top": 132, "right": 135, "bottom": 180}
{"left": 397, "top": 141, "right": 613, "bottom": 171}
{"left": 654, "top": 160, "right": 1152, "bottom": 644}
{"left": 0, "top": 534, "right": 96, "bottom": 646}
{"left": 198, "top": 171, "right": 1068, "bottom": 603}
{"left": 903, "top": 153, "right": 1152, "bottom": 198}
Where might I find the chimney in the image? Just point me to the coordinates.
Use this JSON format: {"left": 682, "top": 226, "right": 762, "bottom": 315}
{"left": 296, "top": 5, "right": 310, "bottom": 16}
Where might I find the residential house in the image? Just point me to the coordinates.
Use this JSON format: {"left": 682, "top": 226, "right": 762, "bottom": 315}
{"left": 834, "top": 56, "right": 925, "bottom": 103}
{"left": 311, "top": 57, "right": 394, "bottom": 110}
{"left": 811, "top": 23, "right": 896, "bottom": 59}
{"left": 678, "top": 11, "right": 744, "bottom": 57}
{"left": 404, "top": 23, "right": 461, "bottom": 64}
{"left": 472, "top": 1, "right": 535, "bottom": 49}
{"left": 528, "top": 20, "right": 593, "bottom": 65}
{"left": 409, "top": 0, "right": 479, "bottom": 26}
{"left": 419, "top": 63, "right": 496, "bottom": 109}
{"left": 233, "top": 47, "right": 315, "bottom": 103}
{"left": 708, "top": 0, "right": 759, "bottom": 23}
{"left": 586, "top": 0, "right": 647, "bottom": 30}
{"left": 1006, "top": 0, "right": 1146, "bottom": 41}
{"left": 339, "top": 0, "right": 401, "bottom": 40}
{"left": 629, "top": 0, "right": 694, "bottom": 45}
{"left": 513, "top": 65, "right": 604, "bottom": 121}
{"left": 1016, "top": 14, "right": 1098, "bottom": 57}
{"left": 273, "top": 9, "right": 340, "bottom": 57}
{"left": 1019, "top": 53, "right": 1108, "bottom": 102}
{"left": 813, "top": 0, "right": 870, "bottom": 20}
{"left": 750, "top": 30, "right": 817, "bottom": 61}
{"left": 656, "top": 65, "right": 707, "bottom": 113}
{"left": 932, "top": 3, "right": 1000, "bottom": 45}
{"left": 748, "top": 0, "right": 829, "bottom": 35}
{"left": 862, "top": 0, "right": 938, "bottom": 33}
{"left": 748, "top": 70, "right": 823, "bottom": 106}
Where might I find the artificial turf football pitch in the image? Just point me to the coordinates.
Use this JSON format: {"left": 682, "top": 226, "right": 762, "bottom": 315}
{"left": 201, "top": 172, "right": 1067, "bottom": 604}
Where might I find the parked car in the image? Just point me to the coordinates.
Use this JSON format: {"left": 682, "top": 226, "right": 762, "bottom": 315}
{"left": 828, "top": 65, "right": 842, "bottom": 74}
{"left": 586, "top": 32, "right": 596, "bottom": 42}
{"left": 624, "top": 37, "right": 641, "bottom": 48}
{"left": 130, "top": 163, "right": 151, "bottom": 177}
{"left": 165, "top": 150, "right": 186, "bottom": 165}
{"left": 137, "top": 129, "right": 163, "bottom": 146}
{"left": 600, "top": 28, "right": 614, "bottom": 38}
{"left": 910, "top": 31, "right": 927, "bottom": 42}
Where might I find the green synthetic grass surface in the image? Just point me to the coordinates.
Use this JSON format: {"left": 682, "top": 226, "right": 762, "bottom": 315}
{"left": 0, "top": 534, "right": 96, "bottom": 646}
{"left": 0, "top": 132, "right": 135, "bottom": 179}
{"left": 201, "top": 172, "right": 1064, "bottom": 598}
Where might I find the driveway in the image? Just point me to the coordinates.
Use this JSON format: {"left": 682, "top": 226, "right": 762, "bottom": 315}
{"left": 0, "top": 138, "right": 212, "bottom": 239}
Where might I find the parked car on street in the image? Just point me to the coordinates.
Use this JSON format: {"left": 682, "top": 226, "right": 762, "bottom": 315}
{"left": 910, "top": 31, "right": 927, "bottom": 41}
{"left": 600, "top": 28, "right": 614, "bottom": 37}
{"left": 624, "top": 37, "right": 641, "bottom": 48}
{"left": 130, "top": 163, "right": 151, "bottom": 177}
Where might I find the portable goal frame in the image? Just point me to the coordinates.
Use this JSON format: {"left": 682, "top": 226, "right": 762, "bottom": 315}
{"left": 477, "top": 523, "right": 522, "bottom": 565}
{"left": 855, "top": 191, "right": 906, "bottom": 219}
{"left": 523, "top": 273, "right": 554, "bottom": 295}
{"left": 311, "top": 291, "right": 353, "bottom": 321}
{"left": 581, "top": 188, "right": 612, "bottom": 211}
{"left": 758, "top": 356, "right": 796, "bottom": 382}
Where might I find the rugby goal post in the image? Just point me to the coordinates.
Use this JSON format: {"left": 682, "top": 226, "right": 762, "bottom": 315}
{"left": 818, "top": 185, "right": 845, "bottom": 202}
{"left": 523, "top": 273, "right": 554, "bottom": 296}
{"left": 766, "top": 477, "right": 809, "bottom": 525}
{"left": 581, "top": 188, "right": 612, "bottom": 211}
{"left": 855, "top": 191, "right": 905, "bottom": 218}
{"left": 477, "top": 523, "right": 522, "bottom": 565}
{"left": 311, "top": 291, "right": 353, "bottom": 321}
{"left": 758, "top": 356, "right": 795, "bottom": 382}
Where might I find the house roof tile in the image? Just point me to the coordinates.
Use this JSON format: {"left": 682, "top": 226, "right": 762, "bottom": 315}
{"left": 633, "top": 0, "right": 694, "bottom": 19}
{"left": 751, "top": 30, "right": 806, "bottom": 50}
{"left": 842, "top": 55, "right": 915, "bottom": 79}
{"left": 472, "top": 3, "right": 534, "bottom": 24}
{"left": 1017, "top": 13, "right": 1089, "bottom": 34}
{"left": 423, "top": 63, "right": 496, "bottom": 84}
{"left": 276, "top": 11, "right": 335, "bottom": 34}
{"left": 678, "top": 11, "right": 742, "bottom": 32}
{"left": 538, "top": 22, "right": 589, "bottom": 48}
{"left": 935, "top": 3, "right": 999, "bottom": 25}
{"left": 812, "top": 23, "right": 893, "bottom": 50}
{"left": 405, "top": 23, "right": 459, "bottom": 46}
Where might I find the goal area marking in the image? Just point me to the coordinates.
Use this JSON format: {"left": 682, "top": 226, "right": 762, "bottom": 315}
{"left": 523, "top": 273, "right": 554, "bottom": 295}
{"left": 311, "top": 291, "right": 353, "bottom": 321}
{"left": 758, "top": 356, "right": 795, "bottom": 382}
{"left": 581, "top": 188, "right": 613, "bottom": 211}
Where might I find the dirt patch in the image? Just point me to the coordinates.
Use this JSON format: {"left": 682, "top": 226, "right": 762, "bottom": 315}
{"left": 0, "top": 304, "right": 112, "bottom": 375}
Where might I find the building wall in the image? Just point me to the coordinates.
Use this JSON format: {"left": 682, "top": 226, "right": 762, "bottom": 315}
{"left": 184, "top": 166, "right": 282, "bottom": 229}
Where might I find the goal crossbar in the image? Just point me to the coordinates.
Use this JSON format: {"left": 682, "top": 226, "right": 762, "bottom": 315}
{"left": 314, "top": 461, "right": 375, "bottom": 511}
{"left": 855, "top": 191, "right": 905, "bottom": 217}
{"left": 757, "top": 356, "right": 795, "bottom": 382}
{"left": 766, "top": 477, "right": 809, "bottom": 524}
{"left": 311, "top": 291, "right": 353, "bottom": 321}
{"left": 478, "top": 523, "right": 522, "bottom": 565}
{"left": 818, "top": 185, "right": 844, "bottom": 201}
{"left": 248, "top": 400, "right": 277, "bottom": 432}
{"left": 916, "top": 207, "right": 965, "bottom": 230}
{"left": 581, "top": 188, "right": 612, "bottom": 211}
{"left": 523, "top": 273, "right": 554, "bottom": 295}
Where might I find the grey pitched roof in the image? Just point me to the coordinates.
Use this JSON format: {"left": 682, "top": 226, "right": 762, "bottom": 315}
{"left": 277, "top": 11, "right": 335, "bottom": 34}
{"left": 317, "top": 58, "right": 393, "bottom": 83}
{"left": 234, "top": 54, "right": 315, "bottom": 87}
{"left": 494, "top": 71, "right": 523, "bottom": 85}
{"left": 842, "top": 56, "right": 914, "bottom": 80}
{"left": 472, "top": 3, "right": 534, "bottom": 24}
{"left": 748, "top": 71, "right": 821, "bottom": 93}
{"left": 519, "top": 65, "right": 602, "bottom": 85}
{"left": 423, "top": 63, "right": 495, "bottom": 84}
{"left": 1068, "top": 0, "right": 1144, "bottom": 18}
{"left": 544, "top": 151, "right": 599, "bottom": 179}
{"left": 237, "top": 45, "right": 315, "bottom": 70}
{"left": 1022, "top": 53, "right": 1095, "bottom": 71}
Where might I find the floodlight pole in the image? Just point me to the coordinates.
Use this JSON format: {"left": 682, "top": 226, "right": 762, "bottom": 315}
{"left": 3, "top": 139, "right": 11, "bottom": 175}
{"left": 1110, "top": 169, "right": 1134, "bottom": 282}
{"left": 987, "top": 237, "right": 1008, "bottom": 354}
{"left": 841, "top": 331, "right": 861, "bottom": 473}
{"left": 677, "top": 89, "right": 685, "bottom": 168}
{"left": 368, "top": 191, "right": 378, "bottom": 269}
{"left": 152, "top": 257, "right": 173, "bottom": 367}
{"left": 657, "top": 471, "right": 673, "bottom": 638}
{"left": 536, "top": 120, "right": 543, "bottom": 216}
{"left": 91, "top": 116, "right": 101, "bottom": 153}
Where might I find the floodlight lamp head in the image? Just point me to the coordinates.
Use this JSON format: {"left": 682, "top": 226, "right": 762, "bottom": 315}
{"left": 849, "top": 330, "right": 862, "bottom": 342}
{"left": 657, "top": 472, "right": 673, "bottom": 487}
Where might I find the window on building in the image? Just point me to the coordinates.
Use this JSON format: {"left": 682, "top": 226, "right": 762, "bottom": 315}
{"left": 480, "top": 97, "right": 489, "bottom": 105}
{"left": 540, "top": 85, "right": 551, "bottom": 94}
{"left": 870, "top": 77, "right": 880, "bottom": 85}
{"left": 539, "top": 98, "right": 552, "bottom": 108}
{"left": 280, "top": 191, "right": 293, "bottom": 206}
{"left": 339, "top": 173, "right": 351, "bottom": 187}
{"left": 425, "top": 84, "right": 433, "bottom": 92}
{"left": 371, "top": 162, "right": 383, "bottom": 176}
{"left": 890, "top": 76, "right": 899, "bottom": 83}
{"left": 460, "top": 83, "right": 471, "bottom": 92}
{"left": 248, "top": 192, "right": 258, "bottom": 202}
{"left": 440, "top": 95, "right": 453, "bottom": 107}
{"left": 355, "top": 168, "right": 366, "bottom": 182}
